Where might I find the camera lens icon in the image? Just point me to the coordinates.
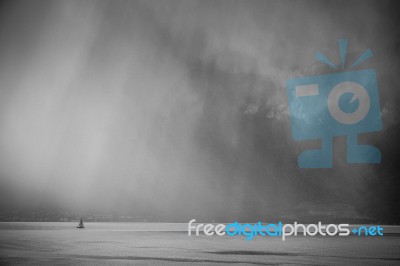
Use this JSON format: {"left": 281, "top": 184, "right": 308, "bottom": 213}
{"left": 286, "top": 68, "right": 382, "bottom": 168}
{"left": 286, "top": 38, "right": 382, "bottom": 168}
{"left": 327, "top": 81, "right": 370, "bottom": 125}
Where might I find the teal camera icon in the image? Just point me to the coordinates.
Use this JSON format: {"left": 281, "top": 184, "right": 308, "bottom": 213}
{"left": 286, "top": 40, "right": 382, "bottom": 168}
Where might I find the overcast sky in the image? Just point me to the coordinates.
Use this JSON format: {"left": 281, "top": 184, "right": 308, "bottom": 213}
{"left": 0, "top": 0, "right": 399, "bottom": 222}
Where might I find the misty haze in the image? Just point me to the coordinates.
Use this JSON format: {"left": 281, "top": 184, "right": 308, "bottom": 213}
{"left": 1, "top": 1, "right": 400, "bottom": 265}
{"left": 0, "top": 0, "right": 399, "bottom": 224}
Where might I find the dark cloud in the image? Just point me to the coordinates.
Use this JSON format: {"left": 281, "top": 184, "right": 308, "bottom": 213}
{"left": 0, "top": 0, "right": 399, "bottom": 223}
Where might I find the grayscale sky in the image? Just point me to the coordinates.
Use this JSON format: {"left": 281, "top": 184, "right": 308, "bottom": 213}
{"left": 0, "top": 0, "right": 399, "bottom": 222}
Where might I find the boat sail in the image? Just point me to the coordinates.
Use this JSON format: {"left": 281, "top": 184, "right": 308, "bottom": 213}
{"left": 77, "top": 218, "right": 84, "bottom": 229}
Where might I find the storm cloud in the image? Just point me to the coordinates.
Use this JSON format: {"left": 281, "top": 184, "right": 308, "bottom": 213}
{"left": 0, "top": 0, "right": 399, "bottom": 222}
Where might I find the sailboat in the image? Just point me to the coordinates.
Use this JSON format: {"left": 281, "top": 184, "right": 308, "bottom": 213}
{"left": 77, "top": 218, "right": 84, "bottom": 229}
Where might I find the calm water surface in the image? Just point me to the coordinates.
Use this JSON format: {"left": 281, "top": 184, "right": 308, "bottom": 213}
{"left": 1, "top": 222, "right": 399, "bottom": 265}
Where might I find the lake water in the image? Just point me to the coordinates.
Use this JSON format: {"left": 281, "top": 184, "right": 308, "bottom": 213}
{"left": 1, "top": 222, "right": 400, "bottom": 265}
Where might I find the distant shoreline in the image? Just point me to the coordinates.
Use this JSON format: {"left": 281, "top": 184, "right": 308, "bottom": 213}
{"left": 1, "top": 222, "right": 400, "bottom": 234}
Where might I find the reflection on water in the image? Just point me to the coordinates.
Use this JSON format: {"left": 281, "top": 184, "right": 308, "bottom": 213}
{"left": 0, "top": 222, "right": 400, "bottom": 265}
